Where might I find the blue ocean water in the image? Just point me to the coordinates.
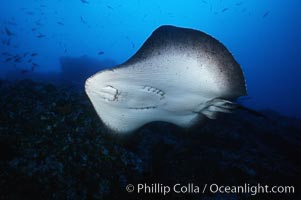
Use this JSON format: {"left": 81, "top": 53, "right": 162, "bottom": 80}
{"left": 1, "top": 0, "right": 300, "bottom": 118}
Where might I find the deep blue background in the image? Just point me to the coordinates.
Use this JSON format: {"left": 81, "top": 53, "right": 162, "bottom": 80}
{"left": 1, "top": 0, "right": 300, "bottom": 118}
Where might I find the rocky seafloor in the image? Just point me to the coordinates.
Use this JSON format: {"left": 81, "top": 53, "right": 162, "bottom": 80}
{"left": 0, "top": 79, "right": 300, "bottom": 200}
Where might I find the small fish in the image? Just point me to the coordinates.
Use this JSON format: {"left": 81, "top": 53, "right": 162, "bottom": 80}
{"left": 5, "top": 57, "right": 13, "bottom": 62}
{"left": 36, "top": 34, "right": 46, "bottom": 38}
{"left": 80, "top": 0, "right": 89, "bottom": 4}
{"left": 221, "top": 8, "right": 229, "bottom": 12}
{"left": 80, "top": 16, "right": 87, "bottom": 24}
{"left": 13, "top": 55, "right": 22, "bottom": 62}
{"left": 32, "top": 63, "right": 39, "bottom": 67}
{"left": 262, "top": 11, "right": 270, "bottom": 18}
{"left": 31, "top": 53, "right": 38, "bottom": 57}
{"left": 14, "top": 57, "right": 22, "bottom": 63}
{"left": 57, "top": 21, "right": 64, "bottom": 25}
{"left": 20, "top": 69, "right": 29, "bottom": 74}
{"left": 32, "top": 28, "right": 37, "bottom": 32}
{"left": 23, "top": 52, "right": 29, "bottom": 57}
{"left": 5, "top": 27, "right": 13, "bottom": 36}
{"left": 106, "top": 5, "right": 113, "bottom": 10}
{"left": 28, "top": 59, "right": 32, "bottom": 63}
{"left": 131, "top": 42, "right": 135, "bottom": 49}
{"left": 35, "top": 21, "right": 43, "bottom": 26}
{"left": 5, "top": 38, "right": 11, "bottom": 46}
{"left": 1, "top": 52, "right": 11, "bottom": 56}
{"left": 6, "top": 20, "right": 17, "bottom": 26}
{"left": 26, "top": 11, "right": 34, "bottom": 15}
{"left": 98, "top": 51, "right": 104, "bottom": 55}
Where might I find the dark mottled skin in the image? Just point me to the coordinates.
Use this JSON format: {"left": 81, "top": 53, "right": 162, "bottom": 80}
{"left": 125, "top": 25, "right": 247, "bottom": 99}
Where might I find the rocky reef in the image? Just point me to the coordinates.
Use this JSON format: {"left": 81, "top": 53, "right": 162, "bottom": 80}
{"left": 0, "top": 80, "right": 300, "bottom": 199}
